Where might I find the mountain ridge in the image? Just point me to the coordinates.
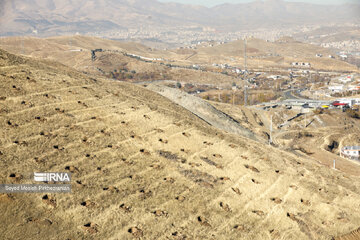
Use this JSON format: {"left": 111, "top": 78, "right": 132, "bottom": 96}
{"left": 1, "top": 0, "right": 359, "bottom": 36}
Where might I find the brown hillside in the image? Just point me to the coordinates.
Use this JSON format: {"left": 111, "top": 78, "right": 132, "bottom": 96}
{"left": 0, "top": 49, "right": 360, "bottom": 239}
{"left": 1, "top": 36, "right": 358, "bottom": 75}
{"left": 194, "top": 38, "right": 358, "bottom": 72}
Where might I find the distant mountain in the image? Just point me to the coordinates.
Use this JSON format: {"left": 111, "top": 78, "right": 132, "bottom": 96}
{"left": 211, "top": 1, "right": 360, "bottom": 30}
{"left": 0, "top": 0, "right": 359, "bottom": 36}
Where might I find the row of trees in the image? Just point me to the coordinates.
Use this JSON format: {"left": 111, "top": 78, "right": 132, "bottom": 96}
{"left": 202, "top": 91, "right": 279, "bottom": 105}
{"left": 107, "top": 69, "right": 170, "bottom": 82}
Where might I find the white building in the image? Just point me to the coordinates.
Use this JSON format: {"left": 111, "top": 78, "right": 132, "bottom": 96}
{"left": 269, "top": 75, "right": 281, "bottom": 80}
{"left": 341, "top": 146, "right": 360, "bottom": 161}
{"left": 339, "top": 75, "right": 353, "bottom": 83}
{"left": 349, "top": 85, "right": 360, "bottom": 91}
{"left": 329, "top": 85, "right": 344, "bottom": 93}
{"left": 291, "top": 62, "right": 311, "bottom": 68}
{"left": 339, "top": 54, "right": 348, "bottom": 60}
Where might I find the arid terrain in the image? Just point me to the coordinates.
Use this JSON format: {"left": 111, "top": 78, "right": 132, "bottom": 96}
{"left": 1, "top": 42, "right": 360, "bottom": 240}
{"left": 0, "top": 35, "right": 358, "bottom": 78}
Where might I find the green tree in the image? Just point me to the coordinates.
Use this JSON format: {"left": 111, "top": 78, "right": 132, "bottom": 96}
{"left": 176, "top": 82, "right": 182, "bottom": 88}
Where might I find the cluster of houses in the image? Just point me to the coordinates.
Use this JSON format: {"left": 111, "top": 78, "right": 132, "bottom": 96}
{"left": 328, "top": 75, "right": 359, "bottom": 93}
{"left": 212, "top": 63, "right": 245, "bottom": 74}
{"left": 329, "top": 85, "right": 360, "bottom": 93}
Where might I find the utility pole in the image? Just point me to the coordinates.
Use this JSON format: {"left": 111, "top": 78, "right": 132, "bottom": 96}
{"left": 244, "top": 37, "right": 248, "bottom": 106}
{"left": 269, "top": 115, "right": 273, "bottom": 145}
{"left": 232, "top": 85, "right": 237, "bottom": 106}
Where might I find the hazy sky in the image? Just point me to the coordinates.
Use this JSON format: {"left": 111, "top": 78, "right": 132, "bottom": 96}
{"left": 158, "top": 0, "right": 359, "bottom": 7}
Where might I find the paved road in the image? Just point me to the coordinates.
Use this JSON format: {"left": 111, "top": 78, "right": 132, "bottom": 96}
{"left": 283, "top": 89, "right": 304, "bottom": 100}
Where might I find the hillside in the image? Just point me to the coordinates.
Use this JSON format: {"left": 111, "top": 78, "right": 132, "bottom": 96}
{"left": 293, "top": 27, "right": 360, "bottom": 46}
{"left": 0, "top": 35, "right": 169, "bottom": 59}
{"left": 1, "top": 49, "right": 360, "bottom": 239}
{"left": 194, "top": 38, "right": 359, "bottom": 72}
{"left": 0, "top": 35, "right": 358, "bottom": 75}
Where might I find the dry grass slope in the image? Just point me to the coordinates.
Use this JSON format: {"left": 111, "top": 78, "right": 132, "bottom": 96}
{"left": 335, "top": 227, "right": 360, "bottom": 240}
{"left": 0, "top": 49, "right": 360, "bottom": 239}
{"left": 0, "top": 35, "right": 358, "bottom": 74}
